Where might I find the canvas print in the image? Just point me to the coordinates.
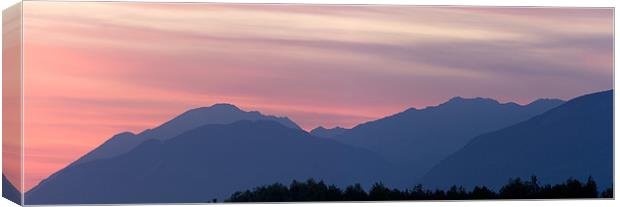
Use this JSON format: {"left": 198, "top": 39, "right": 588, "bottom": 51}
{"left": 1, "top": 1, "right": 614, "bottom": 205}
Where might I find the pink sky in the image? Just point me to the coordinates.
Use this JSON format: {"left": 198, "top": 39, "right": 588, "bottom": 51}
{"left": 3, "top": 2, "right": 22, "bottom": 192}
{"left": 18, "top": 2, "right": 612, "bottom": 191}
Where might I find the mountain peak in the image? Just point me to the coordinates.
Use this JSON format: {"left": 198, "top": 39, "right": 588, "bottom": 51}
{"left": 208, "top": 103, "right": 241, "bottom": 110}
{"left": 311, "top": 126, "right": 346, "bottom": 131}
{"left": 70, "top": 102, "right": 302, "bottom": 167}
{"left": 182, "top": 103, "right": 242, "bottom": 116}
{"left": 172, "top": 103, "right": 301, "bottom": 131}
{"left": 310, "top": 126, "right": 349, "bottom": 138}
{"left": 114, "top": 131, "right": 136, "bottom": 138}
{"left": 312, "top": 126, "right": 327, "bottom": 131}
{"left": 102, "top": 131, "right": 137, "bottom": 144}
{"left": 448, "top": 96, "right": 465, "bottom": 102}
{"left": 444, "top": 96, "right": 500, "bottom": 106}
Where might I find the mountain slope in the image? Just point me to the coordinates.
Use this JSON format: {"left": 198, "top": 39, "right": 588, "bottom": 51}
{"left": 333, "top": 97, "right": 564, "bottom": 183}
{"left": 2, "top": 174, "right": 20, "bottom": 205}
{"left": 74, "top": 103, "right": 301, "bottom": 165}
{"left": 421, "top": 90, "right": 613, "bottom": 190}
{"left": 26, "top": 120, "right": 394, "bottom": 204}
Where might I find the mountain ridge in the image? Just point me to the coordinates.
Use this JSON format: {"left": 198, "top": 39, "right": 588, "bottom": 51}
{"left": 26, "top": 120, "right": 396, "bottom": 204}
{"left": 71, "top": 103, "right": 302, "bottom": 165}
{"left": 310, "top": 126, "right": 349, "bottom": 138}
{"left": 26, "top": 94, "right": 575, "bottom": 202}
{"left": 420, "top": 90, "right": 613, "bottom": 190}
{"left": 332, "top": 96, "right": 565, "bottom": 185}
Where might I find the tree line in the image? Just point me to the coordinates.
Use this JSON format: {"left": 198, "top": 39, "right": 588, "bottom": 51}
{"left": 225, "top": 176, "right": 613, "bottom": 202}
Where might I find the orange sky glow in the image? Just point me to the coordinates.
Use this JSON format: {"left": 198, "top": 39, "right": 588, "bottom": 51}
{"left": 13, "top": 2, "right": 613, "bottom": 191}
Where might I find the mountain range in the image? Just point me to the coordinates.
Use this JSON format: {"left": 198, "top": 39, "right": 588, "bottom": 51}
{"left": 26, "top": 121, "right": 394, "bottom": 204}
{"left": 22, "top": 90, "right": 612, "bottom": 204}
{"left": 331, "top": 96, "right": 564, "bottom": 184}
{"left": 421, "top": 90, "right": 613, "bottom": 190}
{"left": 73, "top": 103, "right": 300, "bottom": 165}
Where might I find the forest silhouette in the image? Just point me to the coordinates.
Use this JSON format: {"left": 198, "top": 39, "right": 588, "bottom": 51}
{"left": 225, "top": 176, "right": 613, "bottom": 202}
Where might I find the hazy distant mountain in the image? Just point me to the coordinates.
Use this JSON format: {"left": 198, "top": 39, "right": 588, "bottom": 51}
{"left": 333, "top": 97, "right": 564, "bottom": 185}
{"left": 421, "top": 90, "right": 613, "bottom": 191}
{"left": 310, "top": 126, "right": 349, "bottom": 138}
{"left": 26, "top": 121, "right": 394, "bottom": 204}
{"left": 2, "top": 174, "right": 20, "bottom": 205}
{"left": 73, "top": 103, "right": 301, "bottom": 164}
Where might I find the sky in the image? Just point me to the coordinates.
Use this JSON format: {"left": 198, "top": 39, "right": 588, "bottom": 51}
{"left": 2, "top": 2, "right": 22, "bottom": 192}
{"left": 19, "top": 2, "right": 613, "bottom": 191}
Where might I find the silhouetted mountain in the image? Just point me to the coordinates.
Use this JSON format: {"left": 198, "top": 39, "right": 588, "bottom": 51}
{"left": 333, "top": 97, "right": 564, "bottom": 185}
{"left": 310, "top": 126, "right": 349, "bottom": 138}
{"left": 2, "top": 174, "right": 20, "bottom": 205}
{"left": 421, "top": 90, "right": 613, "bottom": 191}
{"left": 26, "top": 121, "right": 394, "bottom": 204}
{"left": 73, "top": 103, "right": 301, "bottom": 164}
